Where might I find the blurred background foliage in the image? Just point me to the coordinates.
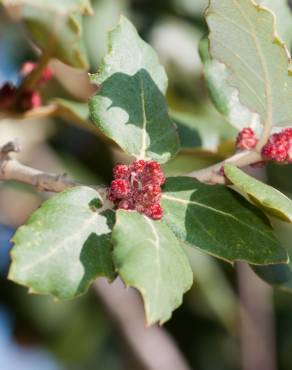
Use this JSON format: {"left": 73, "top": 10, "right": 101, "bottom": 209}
{"left": 1, "top": 0, "right": 292, "bottom": 369}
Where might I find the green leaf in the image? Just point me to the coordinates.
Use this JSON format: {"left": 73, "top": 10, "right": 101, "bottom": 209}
{"left": 162, "top": 150, "right": 221, "bottom": 177}
{"left": 2, "top": 0, "right": 93, "bottom": 68}
{"left": 199, "top": 36, "right": 255, "bottom": 131}
{"left": 252, "top": 263, "right": 292, "bottom": 291}
{"left": 9, "top": 187, "right": 115, "bottom": 299}
{"left": 206, "top": 0, "right": 292, "bottom": 127}
{"left": 84, "top": 0, "right": 129, "bottom": 70}
{"left": 252, "top": 216, "right": 292, "bottom": 291}
{"left": 112, "top": 210, "right": 193, "bottom": 325}
{"left": 54, "top": 98, "right": 89, "bottom": 123}
{"left": 89, "top": 16, "right": 179, "bottom": 164}
{"left": 225, "top": 164, "right": 292, "bottom": 222}
{"left": 257, "top": 0, "right": 292, "bottom": 48}
{"left": 171, "top": 108, "right": 236, "bottom": 151}
{"left": 23, "top": 9, "right": 89, "bottom": 69}
{"left": 161, "top": 177, "right": 288, "bottom": 264}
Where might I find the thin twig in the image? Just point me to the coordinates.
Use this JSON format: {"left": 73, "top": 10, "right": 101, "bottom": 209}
{"left": 0, "top": 140, "right": 105, "bottom": 195}
{"left": 0, "top": 140, "right": 264, "bottom": 194}
{"left": 188, "top": 150, "right": 262, "bottom": 184}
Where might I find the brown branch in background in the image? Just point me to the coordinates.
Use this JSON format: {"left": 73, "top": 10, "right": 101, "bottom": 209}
{"left": 94, "top": 278, "right": 192, "bottom": 370}
{"left": 50, "top": 59, "right": 97, "bottom": 102}
{"left": 237, "top": 263, "right": 277, "bottom": 370}
{"left": 0, "top": 141, "right": 80, "bottom": 192}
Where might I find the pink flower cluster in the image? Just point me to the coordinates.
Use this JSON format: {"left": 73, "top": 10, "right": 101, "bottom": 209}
{"left": 236, "top": 128, "right": 258, "bottom": 150}
{"left": 262, "top": 128, "right": 292, "bottom": 163}
{"left": 0, "top": 61, "right": 53, "bottom": 112}
{"left": 236, "top": 127, "right": 292, "bottom": 164}
{"left": 108, "top": 160, "right": 165, "bottom": 220}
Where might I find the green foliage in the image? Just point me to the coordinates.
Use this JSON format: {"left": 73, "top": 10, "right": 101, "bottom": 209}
{"left": 54, "top": 98, "right": 89, "bottom": 123}
{"left": 89, "top": 17, "right": 179, "bottom": 163}
{"left": 0, "top": 0, "right": 92, "bottom": 68}
{"left": 225, "top": 164, "right": 292, "bottom": 222}
{"left": 257, "top": 0, "right": 292, "bottom": 48}
{"left": 252, "top": 263, "right": 292, "bottom": 291}
{"left": 162, "top": 177, "right": 287, "bottom": 264}
{"left": 112, "top": 210, "right": 193, "bottom": 325}
{"left": 24, "top": 11, "right": 89, "bottom": 69}
{"left": 9, "top": 187, "right": 115, "bottom": 299}
{"left": 199, "top": 36, "right": 254, "bottom": 130}
{"left": 206, "top": 0, "right": 292, "bottom": 128}
{"left": 171, "top": 108, "right": 236, "bottom": 151}
{"left": 252, "top": 218, "right": 292, "bottom": 292}
{"left": 6, "top": 2, "right": 292, "bottom": 328}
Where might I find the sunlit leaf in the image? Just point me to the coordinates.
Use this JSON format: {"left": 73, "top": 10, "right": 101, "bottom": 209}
{"left": 9, "top": 187, "right": 115, "bottom": 299}
{"left": 112, "top": 210, "right": 193, "bottom": 325}
{"left": 225, "top": 164, "right": 292, "bottom": 222}
{"left": 89, "top": 16, "right": 179, "bottom": 164}
{"left": 206, "top": 0, "right": 292, "bottom": 128}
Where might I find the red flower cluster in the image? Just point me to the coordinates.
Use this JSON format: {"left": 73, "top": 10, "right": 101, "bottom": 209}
{"left": 262, "top": 128, "right": 292, "bottom": 163}
{"left": 0, "top": 61, "right": 53, "bottom": 112}
{"left": 236, "top": 128, "right": 258, "bottom": 150}
{"left": 108, "top": 160, "right": 165, "bottom": 220}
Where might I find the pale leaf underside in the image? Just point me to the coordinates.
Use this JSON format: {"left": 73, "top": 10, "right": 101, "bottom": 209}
{"left": 206, "top": 0, "right": 292, "bottom": 128}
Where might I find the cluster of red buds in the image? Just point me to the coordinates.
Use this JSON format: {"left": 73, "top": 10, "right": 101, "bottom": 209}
{"left": 262, "top": 128, "right": 292, "bottom": 163}
{"left": 0, "top": 61, "right": 53, "bottom": 112}
{"left": 236, "top": 127, "right": 258, "bottom": 150}
{"left": 236, "top": 127, "right": 292, "bottom": 164}
{"left": 108, "top": 160, "right": 165, "bottom": 220}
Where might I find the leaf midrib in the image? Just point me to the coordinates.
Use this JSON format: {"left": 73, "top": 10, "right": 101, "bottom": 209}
{"left": 144, "top": 216, "right": 162, "bottom": 308}
{"left": 162, "top": 194, "right": 276, "bottom": 243}
{"left": 208, "top": 0, "right": 273, "bottom": 123}
{"left": 14, "top": 211, "right": 102, "bottom": 274}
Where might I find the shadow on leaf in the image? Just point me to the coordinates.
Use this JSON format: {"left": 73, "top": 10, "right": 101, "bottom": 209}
{"left": 92, "top": 69, "right": 179, "bottom": 162}
{"left": 77, "top": 210, "right": 116, "bottom": 295}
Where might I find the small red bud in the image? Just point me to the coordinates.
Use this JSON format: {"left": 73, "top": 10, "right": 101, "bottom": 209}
{"left": 262, "top": 129, "right": 292, "bottom": 163}
{"left": 108, "top": 160, "right": 165, "bottom": 220}
{"left": 109, "top": 179, "right": 130, "bottom": 199}
{"left": 130, "top": 159, "right": 146, "bottom": 173}
{"left": 113, "top": 164, "right": 129, "bottom": 179}
{"left": 118, "top": 199, "right": 135, "bottom": 210}
{"left": 236, "top": 128, "right": 258, "bottom": 150}
{"left": 144, "top": 204, "right": 163, "bottom": 220}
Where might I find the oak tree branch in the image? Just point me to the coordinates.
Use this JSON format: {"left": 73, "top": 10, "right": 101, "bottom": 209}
{"left": 0, "top": 140, "right": 85, "bottom": 193}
